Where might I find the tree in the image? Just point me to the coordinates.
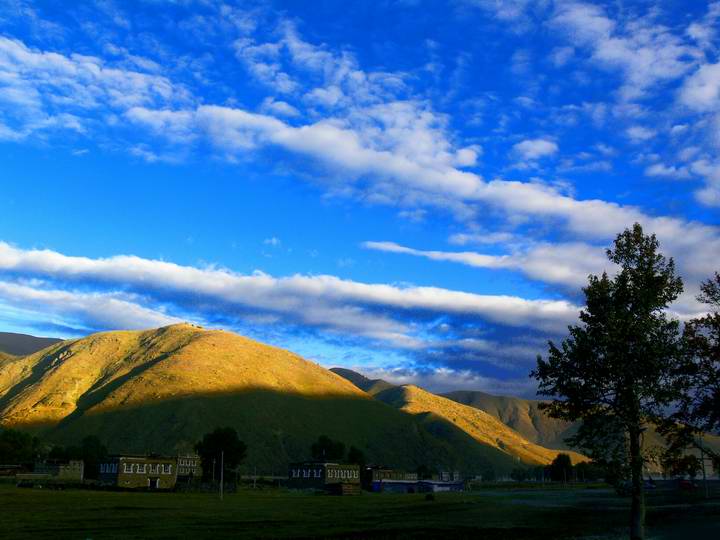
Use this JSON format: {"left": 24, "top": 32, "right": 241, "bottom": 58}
{"left": 510, "top": 467, "right": 530, "bottom": 482}
{"left": 310, "top": 435, "right": 345, "bottom": 461}
{"left": 531, "top": 224, "right": 686, "bottom": 540}
{"left": 661, "top": 272, "right": 720, "bottom": 471}
{"left": 195, "top": 427, "right": 247, "bottom": 482}
{"left": 77, "top": 436, "right": 108, "bottom": 480}
{"left": 347, "top": 446, "right": 366, "bottom": 466}
{"left": 548, "top": 453, "right": 573, "bottom": 483}
{"left": 0, "top": 428, "right": 42, "bottom": 464}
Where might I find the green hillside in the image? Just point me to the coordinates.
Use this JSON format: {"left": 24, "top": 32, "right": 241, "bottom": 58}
{"left": 0, "top": 324, "right": 531, "bottom": 475}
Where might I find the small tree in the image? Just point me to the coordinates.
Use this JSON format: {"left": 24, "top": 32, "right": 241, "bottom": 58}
{"left": 0, "top": 428, "right": 42, "bottom": 464}
{"left": 310, "top": 435, "right": 345, "bottom": 461}
{"left": 347, "top": 446, "right": 366, "bottom": 466}
{"left": 532, "top": 224, "right": 686, "bottom": 540}
{"left": 195, "top": 427, "right": 247, "bottom": 482}
{"left": 549, "top": 453, "right": 573, "bottom": 483}
{"left": 661, "top": 272, "right": 720, "bottom": 470}
{"left": 77, "top": 436, "right": 108, "bottom": 480}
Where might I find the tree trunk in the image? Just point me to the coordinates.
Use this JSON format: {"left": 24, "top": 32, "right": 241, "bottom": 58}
{"left": 629, "top": 426, "right": 645, "bottom": 540}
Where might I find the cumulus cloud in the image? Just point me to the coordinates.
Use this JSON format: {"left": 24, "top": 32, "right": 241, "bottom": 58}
{"left": 512, "top": 138, "right": 559, "bottom": 160}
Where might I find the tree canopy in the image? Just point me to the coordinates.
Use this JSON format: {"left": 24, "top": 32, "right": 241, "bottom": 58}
{"left": 195, "top": 427, "right": 247, "bottom": 482}
{"left": 310, "top": 435, "right": 345, "bottom": 461}
{"left": 532, "top": 224, "right": 687, "bottom": 540}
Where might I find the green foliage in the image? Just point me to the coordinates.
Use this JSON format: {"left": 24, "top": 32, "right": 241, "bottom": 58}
{"left": 661, "top": 272, "right": 720, "bottom": 468}
{"left": 347, "top": 445, "right": 365, "bottom": 466}
{"left": 510, "top": 467, "right": 531, "bottom": 481}
{"left": 195, "top": 427, "right": 247, "bottom": 482}
{"left": 310, "top": 435, "right": 345, "bottom": 461}
{"left": 45, "top": 436, "right": 108, "bottom": 479}
{"left": 0, "top": 427, "right": 42, "bottom": 464}
{"left": 532, "top": 224, "right": 688, "bottom": 539}
{"left": 415, "top": 464, "right": 432, "bottom": 480}
{"left": 548, "top": 454, "right": 573, "bottom": 482}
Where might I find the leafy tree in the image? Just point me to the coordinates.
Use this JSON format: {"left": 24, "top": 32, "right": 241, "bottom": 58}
{"left": 661, "top": 272, "right": 720, "bottom": 471}
{"left": 45, "top": 436, "right": 108, "bottom": 479}
{"left": 77, "top": 436, "right": 108, "bottom": 480}
{"left": 510, "top": 467, "right": 530, "bottom": 482}
{"left": 574, "top": 460, "right": 605, "bottom": 482}
{"left": 548, "top": 453, "right": 573, "bottom": 483}
{"left": 532, "top": 224, "right": 686, "bottom": 540}
{"left": 415, "top": 464, "right": 432, "bottom": 480}
{"left": 0, "top": 428, "right": 42, "bottom": 464}
{"left": 195, "top": 427, "right": 247, "bottom": 482}
{"left": 310, "top": 435, "right": 345, "bottom": 461}
{"left": 347, "top": 446, "right": 365, "bottom": 466}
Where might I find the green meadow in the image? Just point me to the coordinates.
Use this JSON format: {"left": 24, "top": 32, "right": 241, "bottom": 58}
{"left": 0, "top": 483, "right": 718, "bottom": 539}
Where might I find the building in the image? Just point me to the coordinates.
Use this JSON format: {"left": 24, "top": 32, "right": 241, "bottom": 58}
{"left": 34, "top": 460, "right": 84, "bottom": 482}
{"left": 99, "top": 455, "right": 178, "bottom": 490}
{"left": 15, "top": 460, "right": 84, "bottom": 487}
{"left": 177, "top": 455, "right": 202, "bottom": 481}
{"left": 288, "top": 462, "right": 361, "bottom": 493}
{"left": 364, "top": 467, "right": 419, "bottom": 493}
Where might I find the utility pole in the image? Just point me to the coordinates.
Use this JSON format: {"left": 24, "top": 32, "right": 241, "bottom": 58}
{"left": 212, "top": 458, "right": 216, "bottom": 483}
{"left": 220, "top": 451, "right": 224, "bottom": 501}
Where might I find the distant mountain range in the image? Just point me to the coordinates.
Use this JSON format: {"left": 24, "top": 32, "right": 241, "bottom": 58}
{"left": 0, "top": 332, "right": 62, "bottom": 356}
{"left": 0, "top": 325, "right": 585, "bottom": 475}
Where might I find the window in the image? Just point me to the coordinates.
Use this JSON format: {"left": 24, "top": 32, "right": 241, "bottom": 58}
{"left": 100, "top": 464, "right": 105, "bottom": 474}
{"left": 163, "top": 464, "right": 172, "bottom": 474}
{"left": 138, "top": 464, "right": 147, "bottom": 474}
{"left": 123, "top": 463, "right": 132, "bottom": 474}
{"left": 112, "top": 463, "right": 117, "bottom": 473}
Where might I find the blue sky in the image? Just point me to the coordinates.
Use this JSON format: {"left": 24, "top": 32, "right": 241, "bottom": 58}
{"left": 1, "top": 0, "right": 719, "bottom": 395}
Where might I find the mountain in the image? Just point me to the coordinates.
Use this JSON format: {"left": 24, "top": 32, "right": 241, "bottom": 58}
{"left": 373, "top": 385, "right": 586, "bottom": 466}
{"left": 0, "top": 332, "right": 62, "bottom": 357}
{"left": 442, "top": 390, "right": 577, "bottom": 450}
{"left": 0, "top": 324, "right": 553, "bottom": 475}
{"left": 329, "top": 367, "right": 394, "bottom": 395}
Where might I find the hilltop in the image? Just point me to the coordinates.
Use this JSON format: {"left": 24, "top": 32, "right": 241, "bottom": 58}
{"left": 0, "top": 332, "right": 62, "bottom": 357}
{"left": 0, "top": 324, "right": 562, "bottom": 475}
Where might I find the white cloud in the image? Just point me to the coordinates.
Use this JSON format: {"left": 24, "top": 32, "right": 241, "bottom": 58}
{"left": 0, "top": 242, "right": 581, "bottom": 344}
{"left": 512, "top": 138, "right": 558, "bottom": 160}
{"left": 645, "top": 163, "right": 691, "bottom": 180}
{"left": 363, "top": 239, "right": 610, "bottom": 289}
{"left": 680, "top": 62, "right": 720, "bottom": 112}
{"left": 0, "top": 281, "right": 182, "bottom": 332}
{"left": 551, "top": 2, "right": 699, "bottom": 101}
{"left": 625, "top": 125, "right": 656, "bottom": 142}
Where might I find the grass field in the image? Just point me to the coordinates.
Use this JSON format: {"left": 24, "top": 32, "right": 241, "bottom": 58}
{"left": 0, "top": 483, "right": 718, "bottom": 539}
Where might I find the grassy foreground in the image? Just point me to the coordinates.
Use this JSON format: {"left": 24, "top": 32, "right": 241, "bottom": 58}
{"left": 0, "top": 484, "right": 718, "bottom": 539}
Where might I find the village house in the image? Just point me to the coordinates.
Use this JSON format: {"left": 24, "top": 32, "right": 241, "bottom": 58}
{"left": 99, "top": 455, "right": 178, "bottom": 490}
{"left": 15, "top": 459, "right": 84, "bottom": 487}
{"left": 176, "top": 454, "right": 202, "bottom": 484}
{"left": 288, "top": 462, "right": 361, "bottom": 494}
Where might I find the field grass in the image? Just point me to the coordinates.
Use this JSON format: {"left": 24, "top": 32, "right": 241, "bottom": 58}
{"left": 1, "top": 483, "right": 718, "bottom": 539}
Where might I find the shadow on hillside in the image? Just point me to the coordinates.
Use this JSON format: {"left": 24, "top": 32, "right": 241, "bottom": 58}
{"left": 7, "top": 387, "right": 517, "bottom": 476}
